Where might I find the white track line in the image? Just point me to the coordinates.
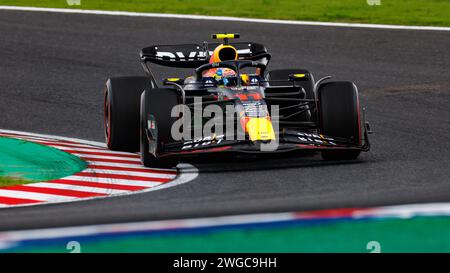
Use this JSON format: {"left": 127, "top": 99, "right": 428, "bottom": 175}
{"left": 24, "top": 183, "right": 127, "bottom": 195}
{"left": 55, "top": 147, "right": 136, "bottom": 155}
{"left": 0, "top": 135, "right": 70, "bottom": 144}
{"left": 0, "top": 134, "right": 139, "bottom": 164}
{"left": 71, "top": 154, "right": 142, "bottom": 162}
{"left": 0, "top": 129, "right": 106, "bottom": 147}
{"left": 0, "top": 134, "right": 97, "bottom": 148}
{"left": 141, "top": 163, "right": 198, "bottom": 192}
{"left": 80, "top": 169, "right": 176, "bottom": 179}
{"left": 88, "top": 162, "right": 175, "bottom": 171}
{"left": 0, "top": 189, "right": 76, "bottom": 202}
{"left": 62, "top": 175, "right": 163, "bottom": 187}
{"left": 32, "top": 142, "right": 106, "bottom": 151}
{"left": 38, "top": 141, "right": 101, "bottom": 148}
{"left": 355, "top": 203, "right": 450, "bottom": 218}
{"left": 0, "top": 6, "right": 449, "bottom": 31}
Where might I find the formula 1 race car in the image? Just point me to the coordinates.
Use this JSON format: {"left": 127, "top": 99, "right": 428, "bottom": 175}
{"left": 104, "top": 33, "right": 371, "bottom": 168}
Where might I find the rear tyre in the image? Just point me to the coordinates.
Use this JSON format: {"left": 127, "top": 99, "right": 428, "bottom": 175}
{"left": 140, "top": 88, "right": 179, "bottom": 168}
{"left": 104, "top": 76, "right": 150, "bottom": 152}
{"left": 318, "top": 81, "right": 361, "bottom": 160}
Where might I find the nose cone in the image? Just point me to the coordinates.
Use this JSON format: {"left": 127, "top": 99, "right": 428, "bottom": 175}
{"left": 245, "top": 117, "right": 276, "bottom": 142}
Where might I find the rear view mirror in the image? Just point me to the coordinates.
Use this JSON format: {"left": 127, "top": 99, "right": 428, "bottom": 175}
{"left": 288, "top": 73, "right": 308, "bottom": 81}
{"left": 163, "top": 78, "right": 184, "bottom": 85}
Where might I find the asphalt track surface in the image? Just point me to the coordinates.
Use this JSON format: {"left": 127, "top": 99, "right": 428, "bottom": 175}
{"left": 0, "top": 10, "right": 449, "bottom": 230}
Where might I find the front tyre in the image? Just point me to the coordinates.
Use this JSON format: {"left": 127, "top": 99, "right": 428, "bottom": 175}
{"left": 318, "top": 81, "right": 361, "bottom": 160}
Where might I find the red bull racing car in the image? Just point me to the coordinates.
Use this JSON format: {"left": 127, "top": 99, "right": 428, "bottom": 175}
{"left": 104, "top": 33, "right": 371, "bottom": 168}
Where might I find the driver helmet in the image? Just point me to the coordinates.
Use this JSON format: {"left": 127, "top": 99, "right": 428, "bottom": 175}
{"left": 203, "top": 44, "right": 238, "bottom": 79}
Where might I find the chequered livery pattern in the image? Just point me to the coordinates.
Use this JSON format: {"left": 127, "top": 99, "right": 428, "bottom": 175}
{"left": 0, "top": 131, "right": 178, "bottom": 208}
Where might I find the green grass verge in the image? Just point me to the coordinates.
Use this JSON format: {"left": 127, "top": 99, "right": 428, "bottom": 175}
{"left": 0, "top": 176, "right": 33, "bottom": 187}
{"left": 5, "top": 216, "right": 450, "bottom": 253}
{"left": 0, "top": 136, "right": 87, "bottom": 183}
{"left": 2, "top": 0, "right": 450, "bottom": 27}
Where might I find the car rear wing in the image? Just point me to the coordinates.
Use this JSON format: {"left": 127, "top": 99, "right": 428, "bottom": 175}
{"left": 140, "top": 42, "right": 271, "bottom": 68}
